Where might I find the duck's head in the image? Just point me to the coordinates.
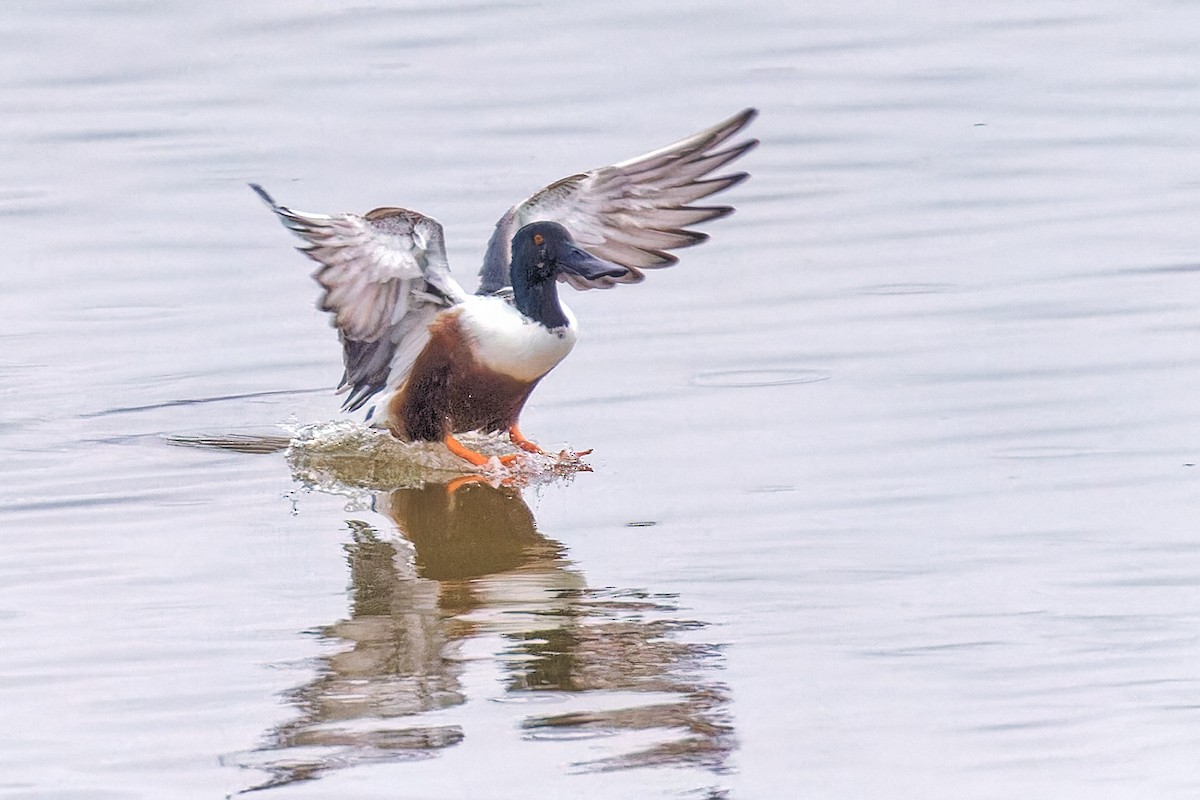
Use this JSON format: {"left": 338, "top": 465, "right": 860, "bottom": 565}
{"left": 509, "top": 221, "right": 628, "bottom": 328}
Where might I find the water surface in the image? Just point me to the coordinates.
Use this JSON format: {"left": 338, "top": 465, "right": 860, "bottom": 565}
{"left": 2, "top": 1, "right": 1199, "bottom": 798}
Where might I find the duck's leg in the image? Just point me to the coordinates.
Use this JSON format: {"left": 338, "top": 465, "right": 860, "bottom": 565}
{"left": 508, "top": 424, "right": 545, "bottom": 454}
{"left": 509, "top": 425, "right": 593, "bottom": 458}
{"left": 444, "top": 434, "right": 518, "bottom": 466}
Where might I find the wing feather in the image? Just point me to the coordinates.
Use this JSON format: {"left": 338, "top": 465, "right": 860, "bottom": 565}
{"left": 478, "top": 108, "right": 756, "bottom": 293}
{"left": 251, "top": 184, "right": 467, "bottom": 413}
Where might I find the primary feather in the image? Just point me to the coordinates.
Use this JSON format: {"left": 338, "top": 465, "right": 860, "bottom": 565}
{"left": 478, "top": 108, "right": 758, "bottom": 293}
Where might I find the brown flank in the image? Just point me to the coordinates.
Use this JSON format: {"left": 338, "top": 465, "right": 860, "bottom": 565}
{"left": 389, "top": 309, "right": 541, "bottom": 442}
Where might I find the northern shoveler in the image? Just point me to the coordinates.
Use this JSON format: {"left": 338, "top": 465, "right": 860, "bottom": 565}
{"left": 252, "top": 108, "right": 757, "bottom": 466}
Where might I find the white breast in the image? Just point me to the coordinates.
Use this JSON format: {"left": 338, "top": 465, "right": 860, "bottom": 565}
{"left": 457, "top": 295, "right": 578, "bottom": 383}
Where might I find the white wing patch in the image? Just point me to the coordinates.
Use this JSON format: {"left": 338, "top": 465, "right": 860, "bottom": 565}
{"left": 457, "top": 295, "right": 578, "bottom": 383}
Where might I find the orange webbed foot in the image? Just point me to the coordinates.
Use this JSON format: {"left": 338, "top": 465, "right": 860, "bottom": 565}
{"left": 508, "top": 424, "right": 545, "bottom": 455}
{"left": 445, "top": 434, "right": 522, "bottom": 469}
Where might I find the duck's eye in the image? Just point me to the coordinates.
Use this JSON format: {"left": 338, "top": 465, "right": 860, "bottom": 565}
{"left": 533, "top": 233, "right": 544, "bottom": 246}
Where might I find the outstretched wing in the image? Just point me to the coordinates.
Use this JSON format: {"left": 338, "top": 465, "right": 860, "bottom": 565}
{"left": 478, "top": 108, "right": 758, "bottom": 294}
{"left": 251, "top": 184, "right": 468, "bottom": 413}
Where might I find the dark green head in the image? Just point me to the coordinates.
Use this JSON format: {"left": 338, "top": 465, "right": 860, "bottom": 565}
{"left": 509, "top": 221, "right": 628, "bottom": 328}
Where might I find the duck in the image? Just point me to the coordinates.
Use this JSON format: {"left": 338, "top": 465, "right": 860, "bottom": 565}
{"left": 251, "top": 108, "right": 757, "bottom": 466}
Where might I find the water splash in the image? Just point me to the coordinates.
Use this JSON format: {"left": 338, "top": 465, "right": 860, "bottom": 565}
{"left": 285, "top": 420, "right": 592, "bottom": 493}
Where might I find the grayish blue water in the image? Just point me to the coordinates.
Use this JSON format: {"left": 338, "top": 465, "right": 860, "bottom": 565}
{"left": 2, "top": 1, "right": 1199, "bottom": 798}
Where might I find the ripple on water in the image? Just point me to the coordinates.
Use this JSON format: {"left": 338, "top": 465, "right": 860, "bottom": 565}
{"left": 690, "top": 369, "right": 830, "bottom": 388}
{"left": 993, "top": 446, "right": 1108, "bottom": 460}
{"left": 855, "top": 282, "right": 957, "bottom": 295}
{"left": 523, "top": 727, "right": 623, "bottom": 742}
{"left": 490, "top": 692, "right": 571, "bottom": 706}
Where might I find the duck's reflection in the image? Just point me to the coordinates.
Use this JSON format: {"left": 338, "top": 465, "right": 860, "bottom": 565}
{"left": 238, "top": 480, "right": 734, "bottom": 791}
